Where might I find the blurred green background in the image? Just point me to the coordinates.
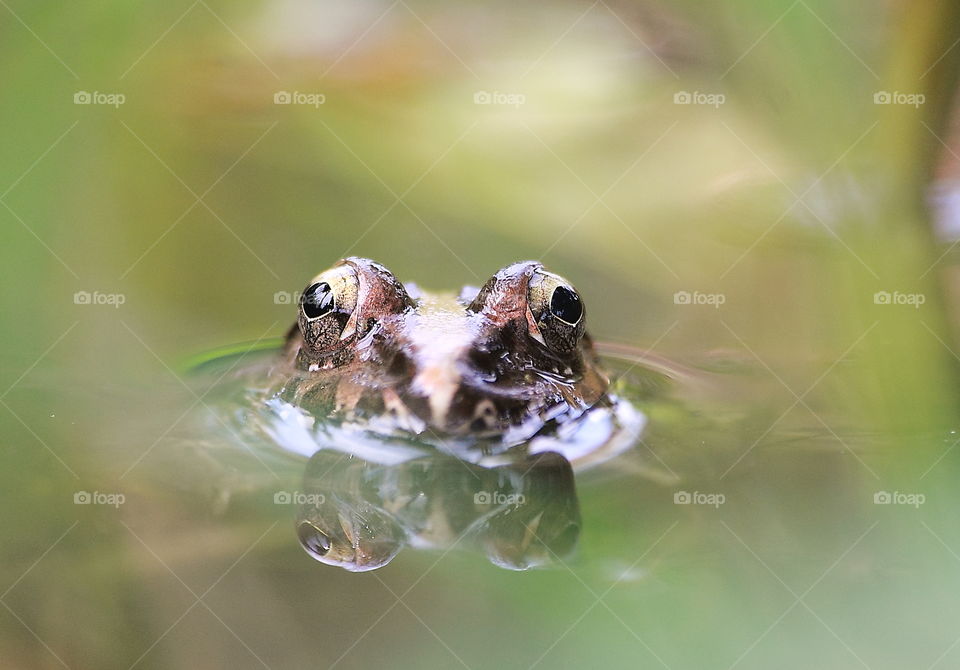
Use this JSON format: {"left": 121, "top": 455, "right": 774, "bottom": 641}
{"left": 4, "top": 0, "right": 960, "bottom": 668}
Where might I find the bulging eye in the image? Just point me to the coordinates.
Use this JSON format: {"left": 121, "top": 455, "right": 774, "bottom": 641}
{"left": 297, "top": 263, "right": 360, "bottom": 355}
{"left": 528, "top": 268, "right": 586, "bottom": 354}
{"left": 294, "top": 258, "right": 412, "bottom": 365}
{"left": 301, "top": 282, "right": 335, "bottom": 320}
{"left": 549, "top": 285, "right": 583, "bottom": 325}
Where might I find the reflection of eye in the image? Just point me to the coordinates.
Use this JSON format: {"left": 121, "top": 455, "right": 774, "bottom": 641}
{"left": 301, "top": 282, "right": 335, "bottom": 320}
{"left": 549, "top": 285, "right": 583, "bottom": 325}
{"left": 298, "top": 521, "right": 332, "bottom": 557}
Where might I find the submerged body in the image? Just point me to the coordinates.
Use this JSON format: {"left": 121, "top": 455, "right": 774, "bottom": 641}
{"left": 278, "top": 257, "right": 609, "bottom": 436}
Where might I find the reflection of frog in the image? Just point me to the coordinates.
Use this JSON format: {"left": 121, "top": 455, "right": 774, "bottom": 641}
{"left": 296, "top": 450, "right": 580, "bottom": 571}
{"left": 277, "top": 257, "right": 609, "bottom": 435}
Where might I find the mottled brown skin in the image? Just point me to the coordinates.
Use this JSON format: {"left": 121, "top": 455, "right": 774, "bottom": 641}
{"left": 279, "top": 258, "right": 609, "bottom": 434}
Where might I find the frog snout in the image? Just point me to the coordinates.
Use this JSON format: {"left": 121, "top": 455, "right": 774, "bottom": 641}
{"left": 410, "top": 358, "right": 464, "bottom": 429}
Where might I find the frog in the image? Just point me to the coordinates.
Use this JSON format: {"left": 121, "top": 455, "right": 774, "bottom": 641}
{"left": 181, "top": 257, "right": 649, "bottom": 571}
{"left": 276, "top": 257, "right": 611, "bottom": 439}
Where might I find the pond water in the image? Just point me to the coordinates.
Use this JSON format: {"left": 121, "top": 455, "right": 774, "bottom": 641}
{"left": 7, "top": 330, "right": 960, "bottom": 669}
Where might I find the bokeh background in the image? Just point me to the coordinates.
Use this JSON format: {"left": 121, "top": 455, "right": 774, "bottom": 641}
{"left": 4, "top": 0, "right": 960, "bottom": 668}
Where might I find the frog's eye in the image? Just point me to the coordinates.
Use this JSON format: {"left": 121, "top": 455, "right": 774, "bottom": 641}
{"left": 296, "top": 258, "right": 413, "bottom": 362}
{"left": 298, "top": 521, "right": 332, "bottom": 558}
{"left": 527, "top": 269, "right": 585, "bottom": 354}
{"left": 297, "top": 263, "right": 360, "bottom": 353}
{"left": 548, "top": 285, "right": 583, "bottom": 325}
{"left": 301, "top": 282, "right": 335, "bottom": 319}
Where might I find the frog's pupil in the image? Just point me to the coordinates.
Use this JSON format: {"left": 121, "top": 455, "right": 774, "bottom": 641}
{"left": 302, "top": 282, "right": 335, "bottom": 319}
{"left": 550, "top": 286, "right": 582, "bottom": 324}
